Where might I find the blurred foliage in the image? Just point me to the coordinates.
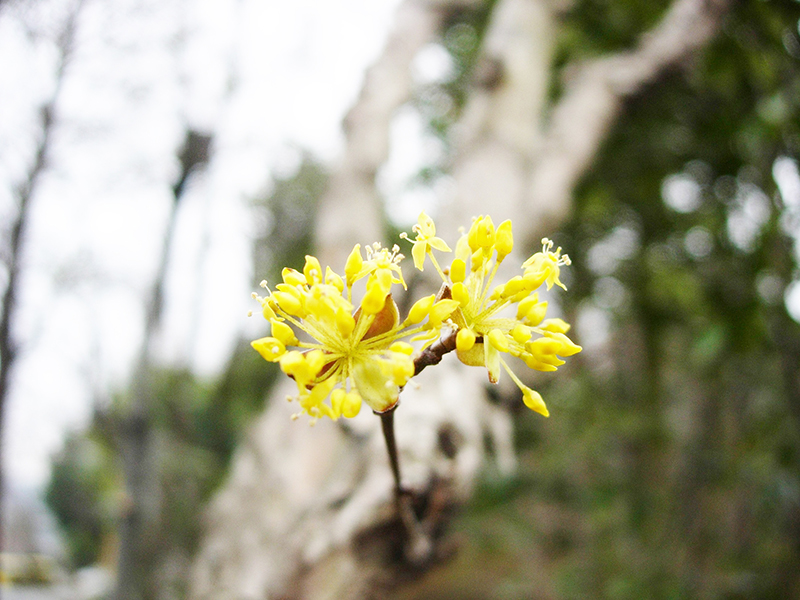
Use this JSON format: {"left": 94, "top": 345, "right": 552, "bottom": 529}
{"left": 45, "top": 157, "right": 327, "bottom": 586}
{"left": 46, "top": 432, "right": 117, "bottom": 569}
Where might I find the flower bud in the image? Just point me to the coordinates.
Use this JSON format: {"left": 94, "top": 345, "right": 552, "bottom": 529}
{"left": 281, "top": 268, "right": 306, "bottom": 287}
{"left": 450, "top": 258, "right": 467, "bottom": 283}
{"left": 345, "top": 244, "right": 363, "bottom": 286}
{"left": 270, "top": 320, "right": 298, "bottom": 346}
{"left": 451, "top": 282, "right": 469, "bottom": 307}
{"left": 488, "top": 329, "right": 509, "bottom": 353}
{"left": 456, "top": 327, "right": 476, "bottom": 352}
{"left": 495, "top": 220, "right": 513, "bottom": 261}
{"left": 522, "top": 387, "right": 549, "bottom": 417}
{"left": 407, "top": 294, "right": 435, "bottom": 324}
{"left": 325, "top": 267, "right": 344, "bottom": 292}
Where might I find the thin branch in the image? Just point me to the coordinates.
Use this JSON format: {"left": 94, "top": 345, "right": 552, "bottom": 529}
{"left": 0, "top": 0, "right": 83, "bottom": 555}
{"left": 413, "top": 328, "right": 457, "bottom": 376}
{"left": 378, "top": 406, "right": 434, "bottom": 564}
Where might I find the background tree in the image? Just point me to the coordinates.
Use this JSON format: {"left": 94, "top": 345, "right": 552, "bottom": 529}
{"left": 0, "top": 0, "right": 83, "bottom": 554}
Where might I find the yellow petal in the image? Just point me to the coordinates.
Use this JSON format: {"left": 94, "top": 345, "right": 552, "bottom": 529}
{"left": 251, "top": 337, "right": 286, "bottom": 362}
{"left": 335, "top": 306, "right": 356, "bottom": 339}
{"left": 389, "top": 341, "right": 415, "bottom": 355}
{"left": 540, "top": 318, "right": 570, "bottom": 334}
{"left": 407, "top": 294, "right": 435, "bottom": 324}
{"left": 412, "top": 241, "right": 427, "bottom": 271}
{"left": 487, "top": 329, "right": 509, "bottom": 353}
{"left": 345, "top": 244, "right": 363, "bottom": 285}
{"left": 272, "top": 291, "right": 303, "bottom": 316}
{"left": 281, "top": 267, "right": 306, "bottom": 287}
{"left": 270, "top": 320, "right": 298, "bottom": 346}
{"left": 525, "top": 301, "right": 548, "bottom": 327}
{"left": 428, "top": 237, "right": 452, "bottom": 253}
{"left": 360, "top": 281, "right": 387, "bottom": 315}
{"left": 449, "top": 258, "right": 466, "bottom": 283}
{"left": 416, "top": 211, "right": 436, "bottom": 237}
{"left": 451, "top": 282, "right": 469, "bottom": 307}
{"left": 511, "top": 324, "right": 532, "bottom": 344}
{"left": 330, "top": 388, "right": 346, "bottom": 419}
{"left": 428, "top": 299, "right": 459, "bottom": 327}
{"left": 303, "top": 256, "right": 323, "bottom": 284}
{"left": 325, "top": 266, "right": 344, "bottom": 292}
{"left": 342, "top": 391, "right": 362, "bottom": 418}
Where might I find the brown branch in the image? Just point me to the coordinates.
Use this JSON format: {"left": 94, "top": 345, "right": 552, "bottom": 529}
{"left": 377, "top": 407, "right": 434, "bottom": 564}
{"left": 413, "top": 328, "right": 458, "bottom": 376}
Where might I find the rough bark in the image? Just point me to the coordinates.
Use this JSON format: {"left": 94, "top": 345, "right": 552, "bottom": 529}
{"left": 189, "top": 0, "right": 732, "bottom": 597}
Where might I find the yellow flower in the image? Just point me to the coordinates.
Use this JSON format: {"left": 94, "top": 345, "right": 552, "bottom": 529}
{"left": 402, "top": 216, "right": 581, "bottom": 417}
{"left": 400, "top": 211, "right": 451, "bottom": 274}
{"left": 251, "top": 250, "right": 431, "bottom": 421}
{"left": 522, "top": 238, "right": 571, "bottom": 291}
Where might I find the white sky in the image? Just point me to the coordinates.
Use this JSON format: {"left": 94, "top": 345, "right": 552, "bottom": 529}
{"left": 0, "top": 0, "right": 404, "bottom": 490}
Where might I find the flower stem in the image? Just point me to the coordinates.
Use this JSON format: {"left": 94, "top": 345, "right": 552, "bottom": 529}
{"left": 379, "top": 406, "right": 403, "bottom": 496}
{"left": 377, "top": 404, "right": 434, "bottom": 564}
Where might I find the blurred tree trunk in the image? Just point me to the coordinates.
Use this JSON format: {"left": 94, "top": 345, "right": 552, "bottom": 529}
{"left": 190, "top": 0, "right": 731, "bottom": 597}
{"left": 113, "top": 130, "right": 211, "bottom": 600}
{"left": 0, "top": 0, "right": 83, "bottom": 554}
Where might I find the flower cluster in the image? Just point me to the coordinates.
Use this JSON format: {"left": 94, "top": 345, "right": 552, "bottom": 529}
{"left": 251, "top": 213, "right": 581, "bottom": 422}
{"left": 250, "top": 244, "right": 455, "bottom": 421}
{"left": 404, "top": 213, "right": 581, "bottom": 416}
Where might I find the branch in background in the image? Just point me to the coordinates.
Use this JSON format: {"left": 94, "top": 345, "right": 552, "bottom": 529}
{"left": 446, "top": 0, "right": 556, "bottom": 231}
{"left": 524, "top": 0, "right": 732, "bottom": 244}
{"left": 315, "top": 0, "right": 458, "bottom": 268}
{"left": 0, "top": 0, "right": 83, "bottom": 556}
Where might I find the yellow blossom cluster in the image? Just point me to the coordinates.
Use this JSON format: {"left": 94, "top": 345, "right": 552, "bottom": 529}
{"left": 251, "top": 212, "right": 581, "bottom": 422}
{"left": 250, "top": 245, "right": 454, "bottom": 421}
{"left": 403, "top": 213, "right": 582, "bottom": 417}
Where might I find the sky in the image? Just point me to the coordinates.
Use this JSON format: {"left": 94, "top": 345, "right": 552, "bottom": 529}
{"left": 0, "top": 0, "right": 406, "bottom": 490}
